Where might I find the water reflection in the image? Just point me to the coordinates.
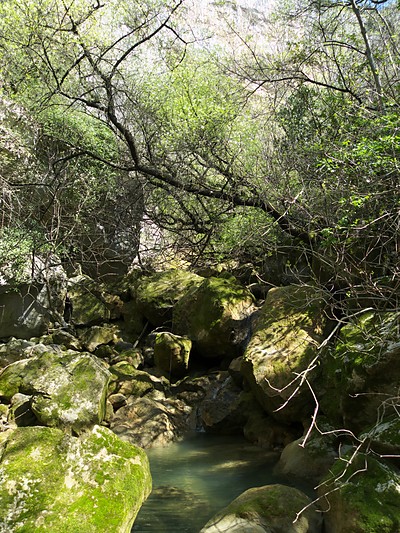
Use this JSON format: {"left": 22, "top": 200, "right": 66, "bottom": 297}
{"left": 132, "top": 433, "right": 280, "bottom": 532}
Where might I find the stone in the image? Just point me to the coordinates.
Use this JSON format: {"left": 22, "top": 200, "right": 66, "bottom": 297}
{"left": 198, "top": 373, "right": 245, "bottom": 434}
{"left": 67, "top": 274, "right": 112, "bottom": 326}
{"left": 0, "top": 256, "right": 67, "bottom": 339}
{"left": 360, "top": 417, "right": 400, "bottom": 456}
{"left": 276, "top": 427, "right": 338, "bottom": 484}
{"left": 0, "top": 425, "right": 151, "bottom": 533}
{"left": 0, "top": 350, "right": 110, "bottom": 432}
{"left": 0, "top": 338, "right": 36, "bottom": 368}
{"left": 320, "top": 311, "right": 400, "bottom": 433}
{"left": 154, "top": 332, "right": 192, "bottom": 378}
{"left": 173, "top": 275, "right": 255, "bottom": 359}
{"left": 200, "top": 484, "right": 322, "bottom": 532}
{"left": 241, "top": 285, "right": 328, "bottom": 423}
{"left": 110, "top": 396, "right": 192, "bottom": 448}
{"left": 134, "top": 269, "right": 204, "bottom": 326}
{"left": 79, "top": 324, "right": 121, "bottom": 352}
{"left": 320, "top": 453, "right": 400, "bottom": 532}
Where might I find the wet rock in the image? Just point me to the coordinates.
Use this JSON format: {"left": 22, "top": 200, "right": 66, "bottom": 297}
{"left": 200, "top": 484, "right": 322, "bottom": 532}
{"left": 0, "top": 425, "right": 151, "bottom": 533}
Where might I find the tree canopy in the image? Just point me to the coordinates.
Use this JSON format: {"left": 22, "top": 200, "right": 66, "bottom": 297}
{"left": 0, "top": 0, "right": 399, "bottom": 308}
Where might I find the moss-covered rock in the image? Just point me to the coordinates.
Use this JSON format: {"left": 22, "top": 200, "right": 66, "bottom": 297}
{"left": 0, "top": 425, "right": 151, "bottom": 533}
{"left": 320, "top": 453, "right": 400, "bottom": 533}
{"left": 276, "top": 425, "right": 338, "bottom": 484}
{"left": 0, "top": 350, "right": 110, "bottom": 432}
{"left": 67, "top": 274, "right": 117, "bottom": 326}
{"left": 79, "top": 324, "right": 121, "bottom": 352}
{"left": 360, "top": 416, "right": 400, "bottom": 457}
{"left": 200, "top": 484, "right": 322, "bottom": 532}
{"left": 320, "top": 311, "right": 400, "bottom": 433}
{"left": 241, "top": 286, "right": 328, "bottom": 423}
{"left": 173, "top": 275, "right": 255, "bottom": 359}
{"left": 154, "top": 332, "right": 192, "bottom": 378}
{"left": 134, "top": 269, "right": 204, "bottom": 326}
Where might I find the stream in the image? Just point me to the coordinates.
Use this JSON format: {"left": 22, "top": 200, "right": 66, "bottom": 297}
{"left": 132, "top": 432, "right": 305, "bottom": 532}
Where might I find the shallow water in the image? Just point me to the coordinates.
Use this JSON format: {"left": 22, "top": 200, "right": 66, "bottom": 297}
{"left": 132, "top": 433, "right": 289, "bottom": 532}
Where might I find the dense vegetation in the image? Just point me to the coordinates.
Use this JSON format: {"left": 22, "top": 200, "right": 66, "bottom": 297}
{"left": 0, "top": 0, "right": 399, "bottom": 311}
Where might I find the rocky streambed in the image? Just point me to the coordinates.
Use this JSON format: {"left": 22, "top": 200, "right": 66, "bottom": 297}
{"left": 0, "top": 263, "right": 399, "bottom": 532}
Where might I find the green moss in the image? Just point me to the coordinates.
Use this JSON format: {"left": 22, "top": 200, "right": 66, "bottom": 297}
{"left": 323, "top": 454, "right": 400, "bottom": 532}
{"left": 0, "top": 425, "right": 151, "bottom": 532}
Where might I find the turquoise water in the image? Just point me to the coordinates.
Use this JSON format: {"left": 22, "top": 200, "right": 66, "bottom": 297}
{"left": 131, "top": 433, "right": 283, "bottom": 532}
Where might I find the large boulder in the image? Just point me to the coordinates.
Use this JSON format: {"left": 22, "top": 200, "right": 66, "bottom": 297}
{"left": 134, "top": 269, "right": 204, "bottom": 326}
{"left": 67, "top": 274, "right": 122, "bottom": 326}
{"left": 200, "top": 484, "right": 322, "bottom": 532}
{"left": 320, "top": 311, "right": 400, "bottom": 433}
{"left": 241, "top": 286, "right": 328, "bottom": 423}
{"left": 110, "top": 396, "right": 191, "bottom": 448}
{"left": 154, "top": 332, "right": 192, "bottom": 379}
{"left": 319, "top": 453, "right": 400, "bottom": 532}
{"left": 0, "top": 350, "right": 110, "bottom": 432}
{"left": 0, "top": 425, "right": 151, "bottom": 533}
{"left": 173, "top": 275, "right": 255, "bottom": 359}
{"left": 0, "top": 256, "right": 67, "bottom": 339}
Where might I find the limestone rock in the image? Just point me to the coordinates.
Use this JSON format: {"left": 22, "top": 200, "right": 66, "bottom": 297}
{"left": 360, "top": 416, "right": 400, "bottom": 458}
{"left": 67, "top": 274, "right": 113, "bottom": 326}
{"left": 0, "top": 350, "right": 110, "bottom": 432}
{"left": 198, "top": 373, "right": 245, "bottom": 434}
{"left": 200, "top": 484, "right": 322, "bottom": 532}
{"left": 0, "top": 256, "right": 67, "bottom": 339}
{"left": 320, "top": 311, "right": 400, "bottom": 433}
{"left": 134, "top": 269, "right": 203, "bottom": 326}
{"left": 0, "top": 425, "right": 151, "bottom": 533}
{"left": 241, "top": 286, "right": 328, "bottom": 423}
{"left": 80, "top": 324, "right": 121, "bottom": 352}
{"left": 276, "top": 430, "right": 338, "bottom": 484}
{"left": 110, "top": 396, "right": 191, "bottom": 448}
{"left": 154, "top": 332, "right": 192, "bottom": 378}
{"left": 173, "top": 275, "right": 255, "bottom": 359}
{"left": 320, "top": 453, "right": 400, "bottom": 532}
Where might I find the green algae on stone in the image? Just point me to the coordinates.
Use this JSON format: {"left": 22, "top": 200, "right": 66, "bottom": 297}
{"left": 0, "top": 425, "right": 151, "bottom": 533}
{"left": 200, "top": 484, "right": 322, "bottom": 532}
{"left": 320, "top": 453, "right": 400, "bottom": 533}
{"left": 173, "top": 275, "right": 255, "bottom": 358}
{"left": 154, "top": 332, "right": 192, "bottom": 378}
{"left": 241, "top": 285, "right": 328, "bottom": 423}
{"left": 134, "top": 269, "right": 204, "bottom": 326}
{"left": 320, "top": 311, "right": 400, "bottom": 432}
{"left": 67, "top": 274, "right": 112, "bottom": 326}
{"left": 0, "top": 350, "right": 110, "bottom": 432}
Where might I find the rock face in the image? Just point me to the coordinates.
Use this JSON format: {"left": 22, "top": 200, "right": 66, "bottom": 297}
{"left": 134, "top": 269, "right": 204, "bottom": 326}
{"left": 67, "top": 274, "right": 120, "bottom": 326}
{"left": 241, "top": 286, "right": 327, "bottom": 423}
{"left": 0, "top": 425, "right": 151, "bottom": 533}
{"left": 154, "top": 332, "right": 192, "bottom": 378}
{"left": 320, "top": 453, "right": 400, "bottom": 533}
{"left": 200, "top": 484, "right": 322, "bottom": 532}
{"left": 0, "top": 256, "right": 67, "bottom": 339}
{"left": 0, "top": 350, "right": 110, "bottom": 432}
{"left": 173, "top": 275, "right": 255, "bottom": 359}
{"left": 320, "top": 311, "right": 400, "bottom": 433}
